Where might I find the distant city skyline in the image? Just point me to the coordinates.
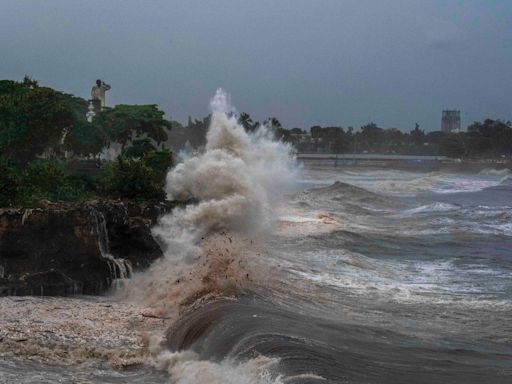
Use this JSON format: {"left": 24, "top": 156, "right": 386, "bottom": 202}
{"left": 1, "top": 0, "right": 511, "bottom": 131}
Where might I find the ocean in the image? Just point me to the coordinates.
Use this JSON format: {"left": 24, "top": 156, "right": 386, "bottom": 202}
{"left": 160, "top": 165, "right": 512, "bottom": 383}
{"left": 1, "top": 92, "right": 511, "bottom": 383}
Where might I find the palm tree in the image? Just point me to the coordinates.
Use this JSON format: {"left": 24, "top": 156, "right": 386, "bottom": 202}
{"left": 264, "top": 117, "right": 282, "bottom": 130}
{"left": 238, "top": 112, "right": 255, "bottom": 132}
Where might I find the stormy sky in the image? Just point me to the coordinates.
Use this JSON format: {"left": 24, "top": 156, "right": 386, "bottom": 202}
{"left": 1, "top": 0, "right": 511, "bottom": 131}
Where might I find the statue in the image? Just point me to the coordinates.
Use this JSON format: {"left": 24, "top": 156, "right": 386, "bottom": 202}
{"left": 91, "top": 79, "right": 111, "bottom": 111}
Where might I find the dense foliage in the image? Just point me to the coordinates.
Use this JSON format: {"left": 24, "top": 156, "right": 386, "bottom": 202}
{"left": 0, "top": 80, "right": 85, "bottom": 164}
{"left": 64, "top": 121, "right": 107, "bottom": 158}
{"left": 101, "top": 156, "right": 168, "bottom": 201}
{"left": 0, "top": 152, "right": 173, "bottom": 207}
{"left": 233, "top": 112, "right": 512, "bottom": 159}
{"left": 282, "top": 120, "right": 512, "bottom": 158}
{"left": 0, "top": 158, "right": 94, "bottom": 207}
{"left": 0, "top": 78, "right": 174, "bottom": 207}
{"left": 113, "top": 138, "right": 173, "bottom": 200}
{"left": 465, "top": 119, "right": 512, "bottom": 157}
{"left": 94, "top": 104, "right": 171, "bottom": 150}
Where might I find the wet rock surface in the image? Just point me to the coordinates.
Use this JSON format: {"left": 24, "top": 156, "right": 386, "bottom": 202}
{"left": 0, "top": 200, "right": 180, "bottom": 296}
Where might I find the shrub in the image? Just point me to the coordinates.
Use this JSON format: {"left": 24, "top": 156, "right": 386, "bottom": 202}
{"left": 122, "top": 138, "right": 156, "bottom": 159}
{"left": 101, "top": 157, "right": 166, "bottom": 201}
{"left": 67, "top": 172, "right": 100, "bottom": 194}
{"left": 143, "top": 149, "right": 174, "bottom": 179}
{"left": 64, "top": 121, "right": 107, "bottom": 158}
{"left": 16, "top": 159, "right": 90, "bottom": 204}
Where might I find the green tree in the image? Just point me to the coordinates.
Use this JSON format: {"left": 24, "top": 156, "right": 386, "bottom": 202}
{"left": 440, "top": 133, "right": 466, "bottom": 158}
{"left": 21, "top": 75, "right": 39, "bottom": 88}
{"left": 186, "top": 115, "right": 210, "bottom": 148}
{"left": 143, "top": 148, "right": 174, "bottom": 178}
{"left": 101, "top": 157, "right": 166, "bottom": 201}
{"left": 359, "top": 122, "right": 384, "bottom": 151}
{"left": 95, "top": 104, "right": 171, "bottom": 150}
{"left": 122, "top": 137, "right": 174, "bottom": 182}
{"left": 238, "top": 112, "right": 258, "bottom": 132}
{"left": 122, "top": 138, "right": 156, "bottom": 159}
{"left": 0, "top": 80, "right": 81, "bottom": 164}
{"left": 17, "top": 159, "right": 90, "bottom": 203}
{"left": 264, "top": 117, "right": 282, "bottom": 130}
{"left": 467, "top": 119, "right": 512, "bottom": 157}
{"left": 410, "top": 123, "right": 425, "bottom": 146}
{"left": 64, "top": 121, "right": 107, "bottom": 158}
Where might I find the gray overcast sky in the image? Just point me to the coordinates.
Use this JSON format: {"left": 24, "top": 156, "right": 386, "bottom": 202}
{"left": 1, "top": 0, "right": 511, "bottom": 131}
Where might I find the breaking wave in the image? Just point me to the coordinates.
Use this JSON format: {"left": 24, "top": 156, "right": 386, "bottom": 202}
{"left": 154, "top": 350, "right": 283, "bottom": 384}
{"left": 123, "top": 89, "right": 297, "bottom": 382}
{"left": 478, "top": 168, "right": 510, "bottom": 176}
{"left": 115, "top": 95, "right": 512, "bottom": 383}
{"left": 374, "top": 172, "right": 505, "bottom": 195}
{"left": 402, "top": 202, "right": 460, "bottom": 215}
{"left": 499, "top": 175, "right": 512, "bottom": 185}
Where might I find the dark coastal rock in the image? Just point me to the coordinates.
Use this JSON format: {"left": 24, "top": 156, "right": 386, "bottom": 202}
{"left": 0, "top": 200, "right": 181, "bottom": 296}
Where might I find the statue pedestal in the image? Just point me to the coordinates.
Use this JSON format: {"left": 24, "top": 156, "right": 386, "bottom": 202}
{"left": 86, "top": 101, "right": 96, "bottom": 122}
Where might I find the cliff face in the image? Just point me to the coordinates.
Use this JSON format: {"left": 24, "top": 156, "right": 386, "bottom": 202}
{"left": 0, "top": 200, "right": 176, "bottom": 296}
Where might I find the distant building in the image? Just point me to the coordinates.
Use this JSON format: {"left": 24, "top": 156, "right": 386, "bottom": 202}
{"left": 441, "top": 110, "right": 461, "bottom": 133}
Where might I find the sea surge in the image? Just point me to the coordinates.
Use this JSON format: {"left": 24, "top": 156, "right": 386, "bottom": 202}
{"left": 122, "top": 89, "right": 297, "bottom": 382}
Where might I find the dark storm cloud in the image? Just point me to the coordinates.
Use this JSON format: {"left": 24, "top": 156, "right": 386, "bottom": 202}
{"left": 1, "top": 0, "right": 511, "bottom": 131}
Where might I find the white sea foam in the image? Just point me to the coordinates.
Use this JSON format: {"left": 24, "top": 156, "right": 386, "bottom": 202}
{"left": 479, "top": 168, "right": 511, "bottom": 176}
{"left": 403, "top": 202, "right": 460, "bottom": 215}
{"left": 154, "top": 351, "right": 283, "bottom": 384}
{"left": 500, "top": 175, "right": 512, "bottom": 185}
{"left": 290, "top": 253, "right": 512, "bottom": 305}
{"left": 152, "top": 89, "right": 297, "bottom": 261}
{"left": 375, "top": 172, "right": 503, "bottom": 195}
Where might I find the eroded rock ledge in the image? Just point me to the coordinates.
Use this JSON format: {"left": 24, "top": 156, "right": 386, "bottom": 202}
{"left": 0, "top": 200, "right": 181, "bottom": 296}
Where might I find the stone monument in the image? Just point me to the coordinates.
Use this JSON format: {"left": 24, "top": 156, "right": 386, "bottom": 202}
{"left": 91, "top": 79, "right": 111, "bottom": 112}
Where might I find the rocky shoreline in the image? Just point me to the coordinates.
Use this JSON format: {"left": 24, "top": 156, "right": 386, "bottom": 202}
{"left": 0, "top": 200, "right": 183, "bottom": 296}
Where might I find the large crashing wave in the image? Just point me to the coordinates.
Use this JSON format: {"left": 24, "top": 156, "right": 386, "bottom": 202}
{"left": 152, "top": 88, "right": 297, "bottom": 260}
{"left": 124, "top": 89, "right": 296, "bottom": 383}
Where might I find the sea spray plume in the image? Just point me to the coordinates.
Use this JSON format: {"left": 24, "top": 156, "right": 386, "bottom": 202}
{"left": 122, "top": 89, "right": 296, "bottom": 382}
{"left": 124, "top": 88, "right": 296, "bottom": 312}
{"left": 153, "top": 88, "right": 297, "bottom": 256}
{"left": 209, "top": 87, "right": 237, "bottom": 115}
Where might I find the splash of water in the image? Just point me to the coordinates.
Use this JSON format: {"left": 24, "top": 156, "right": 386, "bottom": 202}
{"left": 125, "top": 88, "right": 296, "bottom": 311}
{"left": 154, "top": 350, "right": 283, "bottom": 384}
{"left": 123, "top": 88, "right": 297, "bottom": 382}
{"left": 152, "top": 88, "right": 297, "bottom": 261}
